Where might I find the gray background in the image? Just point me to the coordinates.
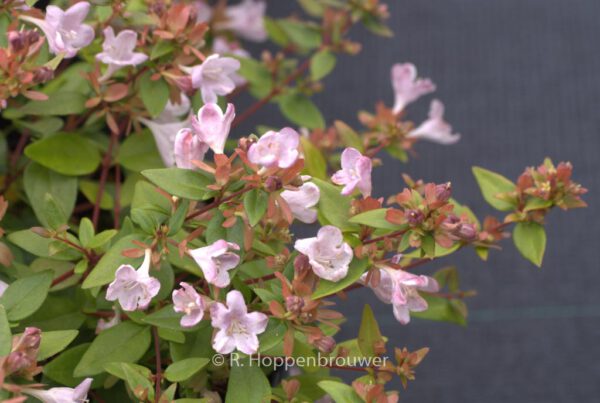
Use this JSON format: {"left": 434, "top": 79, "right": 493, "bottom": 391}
{"left": 242, "top": 1, "right": 600, "bottom": 401}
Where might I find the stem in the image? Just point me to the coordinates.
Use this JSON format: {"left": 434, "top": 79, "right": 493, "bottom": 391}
{"left": 92, "top": 128, "right": 119, "bottom": 230}
{"left": 152, "top": 327, "right": 162, "bottom": 402}
{"left": 231, "top": 59, "right": 311, "bottom": 129}
{"left": 51, "top": 269, "right": 75, "bottom": 287}
{"left": 245, "top": 273, "right": 277, "bottom": 284}
{"left": 114, "top": 163, "right": 121, "bottom": 229}
{"left": 362, "top": 229, "right": 407, "bottom": 245}
{"left": 0, "top": 132, "right": 30, "bottom": 195}
{"left": 185, "top": 187, "right": 254, "bottom": 221}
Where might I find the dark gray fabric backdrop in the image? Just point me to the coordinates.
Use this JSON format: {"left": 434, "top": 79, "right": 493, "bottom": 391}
{"left": 242, "top": 1, "right": 600, "bottom": 401}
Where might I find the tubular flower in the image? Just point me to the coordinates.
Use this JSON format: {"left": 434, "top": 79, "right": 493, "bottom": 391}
{"left": 96, "top": 27, "right": 148, "bottom": 80}
{"left": 218, "top": 0, "right": 267, "bottom": 42}
{"left": 187, "top": 54, "right": 241, "bottom": 103}
{"left": 173, "top": 282, "right": 206, "bottom": 327}
{"left": 391, "top": 63, "right": 436, "bottom": 113}
{"left": 281, "top": 181, "right": 320, "bottom": 223}
{"left": 408, "top": 100, "right": 461, "bottom": 145}
{"left": 294, "top": 225, "right": 353, "bottom": 282}
{"left": 174, "top": 128, "right": 209, "bottom": 169}
{"left": 247, "top": 127, "right": 300, "bottom": 169}
{"left": 106, "top": 249, "right": 161, "bottom": 312}
{"left": 191, "top": 102, "right": 235, "bottom": 154}
{"left": 189, "top": 240, "right": 241, "bottom": 288}
{"left": 331, "top": 147, "right": 373, "bottom": 197}
{"left": 210, "top": 290, "right": 268, "bottom": 355}
{"left": 21, "top": 2, "right": 94, "bottom": 58}
{"left": 23, "top": 378, "right": 93, "bottom": 403}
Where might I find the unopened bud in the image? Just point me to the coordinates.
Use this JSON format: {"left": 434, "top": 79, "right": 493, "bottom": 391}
{"left": 457, "top": 223, "right": 477, "bottom": 241}
{"left": 285, "top": 296, "right": 304, "bottom": 314}
{"left": 435, "top": 182, "right": 452, "bottom": 202}
{"left": 237, "top": 136, "right": 256, "bottom": 152}
{"left": 33, "top": 67, "right": 54, "bottom": 84}
{"left": 293, "top": 254, "right": 311, "bottom": 276}
{"left": 20, "top": 327, "right": 41, "bottom": 351}
{"left": 264, "top": 176, "right": 282, "bottom": 192}
{"left": 314, "top": 336, "right": 336, "bottom": 354}
{"left": 4, "top": 351, "right": 30, "bottom": 374}
{"left": 406, "top": 209, "right": 425, "bottom": 227}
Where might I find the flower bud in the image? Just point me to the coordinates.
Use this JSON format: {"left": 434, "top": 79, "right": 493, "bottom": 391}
{"left": 314, "top": 336, "right": 336, "bottom": 354}
{"left": 264, "top": 175, "right": 282, "bottom": 192}
{"left": 457, "top": 223, "right": 477, "bottom": 241}
{"left": 237, "top": 136, "right": 255, "bottom": 152}
{"left": 435, "top": 182, "right": 452, "bottom": 202}
{"left": 33, "top": 67, "right": 54, "bottom": 84}
{"left": 19, "top": 327, "right": 41, "bottom": 351}
{"left": 293, "top": 254, "right": 311, "bottom": 276}
{"left": 285, "top": 296, "right": 304, "bottom": 315}
{"left": 406, "top": 209, "right": 425, "bottom": 227}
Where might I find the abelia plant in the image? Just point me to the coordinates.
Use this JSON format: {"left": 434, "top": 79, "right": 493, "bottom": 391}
{"left": 0, "top": 1, "right": 588, "bottom": 402}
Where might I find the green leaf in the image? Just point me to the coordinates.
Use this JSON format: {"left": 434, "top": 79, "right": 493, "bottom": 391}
{"left": 472, "top": 167, "right": 517, "bottom": 211}
{"left": 312, "top": 258, "right": 368, "bottom": 299}
{"left": 278, "top": 20, "right": 322, "bottom": 50}
{"left": 412, "top": 294, "right": 467, "bottom": 326}
{"left": 117, "top": 131, "right": 164, "bottom": 172}
{"left": 139, "top": 73, "right": 169, "bottom": 117}
{"left": 310, "top": 50, "right": 336, "bottom": 81}
{"left": 243, "top": 188, "right": 269, "bottom": 227}
{"left": 279, "top": 93, "right": 325, "bottom": 130}
{"left": 87, "top": 229, "right": 118, "bottom": 249}
{"left": 513, "top": 222, "right": 546, "bottom": 267}
{"left": 141, "top": 305, "right": 189, "bottom": 332}
{"left": 164, "top": 357, "right": 209, "bottom": 382}
{"left": 334, "top": 120, "right": 363, "bottom": 151}
{"left": 15, "top": 117, "right": 63, "bottom": 137}
{"left": 74, "top": 322, "right": 151, "bottom": 377}
{"left": 82, "top": 234, "right": 145, "bottom": 289}
{"left": 80, "top": 180, "right": 114, "bottom": 209}
{"left": 0, "top": 306, "right": 11, "bottom": 357}
{"left": 357, "top": 305, "right": 384, "bottom": 358}
{"left": 349, "top": 209, "right": 402, "bottom": 230}
{"left": 78, "top": 218, "right": 95, "bottom": 246}
{"left": 38, "top": 330, "right": 79, "bottom": 360}
{"left": 312, "top": 178, "right": 358, "bottom": 231}
{"left": 142, "top": 168, "right": 211, "bottom": 200}
{"left": 7, "top": 230, "right": 80, "bottom": 261}
{"left": 318, "top": 380, "right": 362, "bottom": 403}
{"left": 42, "top": 193, "right": 69, "bottom": 229}
{"left": 104, "top": 362, "right": 154, "bottom": 401}
{"left": 264, "top": 17, "right": 289, "bottom": 47}
{"left": 150, "top": 41, "right": 175, "bottom": 60}
{"left": 24, "top": 133, "right": 101, "bottom": 176}
{"left": 7, "top": 92, "right": 86, "bottom": 117}
{"left": 225, "top": 360, "right": 271, "bottom": 403}
{"left": 44, "top": 343, "right": 92, "bottom": 387}
{"left": 0, "top": 271, "right": 53, "bottom": 321}
{"left": 300, "top": 137, "right": 327, "bottom": 179}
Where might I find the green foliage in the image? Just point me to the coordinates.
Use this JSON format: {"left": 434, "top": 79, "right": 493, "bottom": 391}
{"left": 0, "top": 306, "right": 11, "bottom": 357}
{"left": 310, "top": 50, "right": 337, "bottom": 81}
{"left": 24, "top": 133, "right": 101, "bottom": 176}
{"left": 38, "top": 329, "right": 79, "bottom": 360}
{"left": 139, "top": 72, "right": 170, "bottom": 117}
{"left": 225, "top": 361, "right": 272, "bottom": 403}
{"left": 513, "top": 222, "right": 546, "bottom": 267}
{"left": 472, "top": 166, "right": 517, "bottom": 211}
{"left": 243, "top": 188, "right": 269, "bottom": 227}
{"left": 142, "top": 168, "right": 211, "bottom": 200}
{"left": 312, "top": 258, "right": 368, "bottom": 299}
{"left": 318, "top": 380, "right": 362, "bottom": 403}
{"left": 357, "top": 305, "right": 384, "bottom": 358}
{"left": 164, "top": 358, "right": 209, "bottom": 382}
{"left": 279, "top": 93, "right": 325, "bottom": 129}
{"left": 0, "top": 271, "right": 53, "bottom": 321}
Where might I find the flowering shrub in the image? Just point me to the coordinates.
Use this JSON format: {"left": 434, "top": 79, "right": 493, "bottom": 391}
{"left": 0, "top": 1, "right": 588, "bottom": 402}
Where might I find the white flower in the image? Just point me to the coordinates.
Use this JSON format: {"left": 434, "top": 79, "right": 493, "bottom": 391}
{"left": 23, "top": 378, "right": 93, "bottom": 403}
{"left": 281, "top": 182, "right": 320, "bottom": 223}
{"left": 186, "top": 54, "right": 241, "bottom": 103}
{"left": 218, "top": 0, "right": 267, "bottom": 42}
{"left": 391, "top": 63, "right": 436, "bottom": 113}
{"left": 294, "top": 226, "right": 353, "bottom": 282}
{"left": 96, "top": 27, "right": 148, "bottom": 80}
{"left": 408, "top": 99, "right": 461, "bottom": 145}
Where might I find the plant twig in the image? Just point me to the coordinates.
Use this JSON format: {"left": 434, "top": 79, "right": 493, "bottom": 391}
{"left": 152, "top": 326, "right": 162, "bottom": 403}
{"left": 92, "top": 128, "right": 119, "bottom": 230}
{"left": 185, "top": 186, "right": 254, "bottom": 221}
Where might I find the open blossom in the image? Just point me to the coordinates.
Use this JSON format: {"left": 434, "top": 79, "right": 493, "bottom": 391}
{"left": 139, "top": 95, "right": 191, "bottom": 167}
{"left": 174, "top": 128, "right": 208, "bottom": 169}
{"left": 191, "top": 103, "right": 235, "bottom": 154}
{"left": 294, "top": 226, "right": 353, "bottom": 282}
{"left": 362, "top": 267, "right": 439, "bottom": 324}
{"left": 210, "top": 290, "right": 268, "bottom": 355}
{"left": 408, "top": 99, "right": 461, "bottom": 145}
{"left": 247, "top": 128, "right": 300, "bottom": 169}
{"left": 96, "top": 27, "right": 148, "bottom": 80}
{"left": 331, "top": 147, "right": 372, "bottom": 197}
{"left": 106, "top": 249, "right": 161, "bottom": 312}
{"left": 281, "top": 181, "right": 320, "bottom": 223}
{"left": 218, "top": 0, "right": 267, "bottom": 42}
{"left": 391, "top": 63, "right": 436, "bottom": 113}
{"left": 187, "top": 54, "right": 241, "bottom": 103}
{"left": 23, "top": 378, "right": 93, "bottom": 403}
{"left": 21, "top": 2, "right": 94, "bottom": 58}
{"left": 189, "top": 240, "right": 240, "bottom": 288}
{"left": 173, "top": 282, "right": 205, "bottom": 327}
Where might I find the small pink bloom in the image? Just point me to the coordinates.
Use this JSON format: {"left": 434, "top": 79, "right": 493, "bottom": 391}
{"left": 210, "top": 290, "right": 268, "bottom": 355}
{"left": 281, "top": 182, "right": 320, "bottom": 223}
{"left": 95, "top": 310, "right": 121, "bottom": 334}
{"left": 172, "top": 282, "right": 205, "bottom": 327}
{"left": 408, "top": 100, "right": 460, "bottom": 145}
{"left": 106, "top": 249, "right": 161, "bottom": 312}
{"left": 174, "top": 128, "right": 209, "bottom": 169}
{"left": 361, "top": 267, "right": 439, "bottom": 324}
{"left": 21, "top": 2, "right": 94, "bottom": 58}
{"left": 187, "top": 54, "right": 241, "bottom": 103}
{"left": 247, "top": 128, "right": 300, "bottom": 169}
{"left": 191, "top": 102, "right": 235, "bottom": 154}
{"left": 96, "top": 27, "right": 148, "bottom": 80}
{"left": 189, "top": 240, "right": 240, "bottom": 288}
{"left": 212, "top": 37, "right": 249, "bottom": 86}
{"left": 23, "top": 377, "right": 93, "bottom": 403}
{"left": 138, "top": 95, "right": 192, "bottom": 167}
{"left": 218, "top": 0, "right": 267, "bottom": 42}
{"left": 194, "top": 1, "right": 213, "bottom": 23}
{"left": 331, "top": 147, "right": 372, "bottom": 197}
{"left": 391, "top": 63, "right": 436, "bottom": 113}
{"left": 294, "top": 225, "right": 353, "bottom": 282}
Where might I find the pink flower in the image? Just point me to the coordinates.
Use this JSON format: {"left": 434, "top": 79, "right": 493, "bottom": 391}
{"left": 247, "top": 128, "right": 300, "bottom": 169}
{"left": 218, "top": 0, "right": 267, "bottom": 42}
{"left": 172, "top": 282, "right": 205, "bottom": 327}
{"left": 294, "top": 226, "right": 353, "bottom": 282}
{"left": 189, "top": 240, "right": 240, "bottom": 288}
{"left": 96, "top": 27, "right": 148, "bottom": 80}
{"left": 212, "top": 37, "right": 249, "bottom": 86}
{"left": 106, "top": 249, "right": 161, "bottom": 312}
{"left": 391, "top": 63, "right": 436, "bottom": 113}
{"left": 408, "top": 100, "right": 461, "bottom": 145}
{"left": 194, "top": 1, "right": 213, "bottom": 23}
{"left": 361, "top": 267, "right": 439, "bottom": 324}
{"left": 187, "top": 54, "right": 241, "bottom": 103}
{"left": 281, "top": 181, "right": 320, "bottom": 223}
{"left": 138, "top": 95, "right": 192, "bottom": 167}
{"left": 174, "top": 128, "right": 208, "bottom": 169}
{"left": 21, "top": 2, "right": 94, "bottom": 58}
{"left": 210, "top": 290, "right": 268, "bottom": 355}
{"left": 23, "top": 378, "right": 93, "bottom": 403}
{"left": 95, "top": 310, "right": 120, "bottom": 334}
{"left": 191, "top": 102, "right": 235, "bottom": 154}
{"left": 331, "top": 147, "right": 372, "bottom": 197}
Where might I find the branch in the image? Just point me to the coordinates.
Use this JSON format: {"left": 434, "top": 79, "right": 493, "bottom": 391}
{"left": 92, "top": 128, "right": 119, "bottom": 230}
{"left": 152, "top": 327, "right": 162, "bottom": 403}
{"left": 185, "top": 186, "right": 254, "bottom": 221}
